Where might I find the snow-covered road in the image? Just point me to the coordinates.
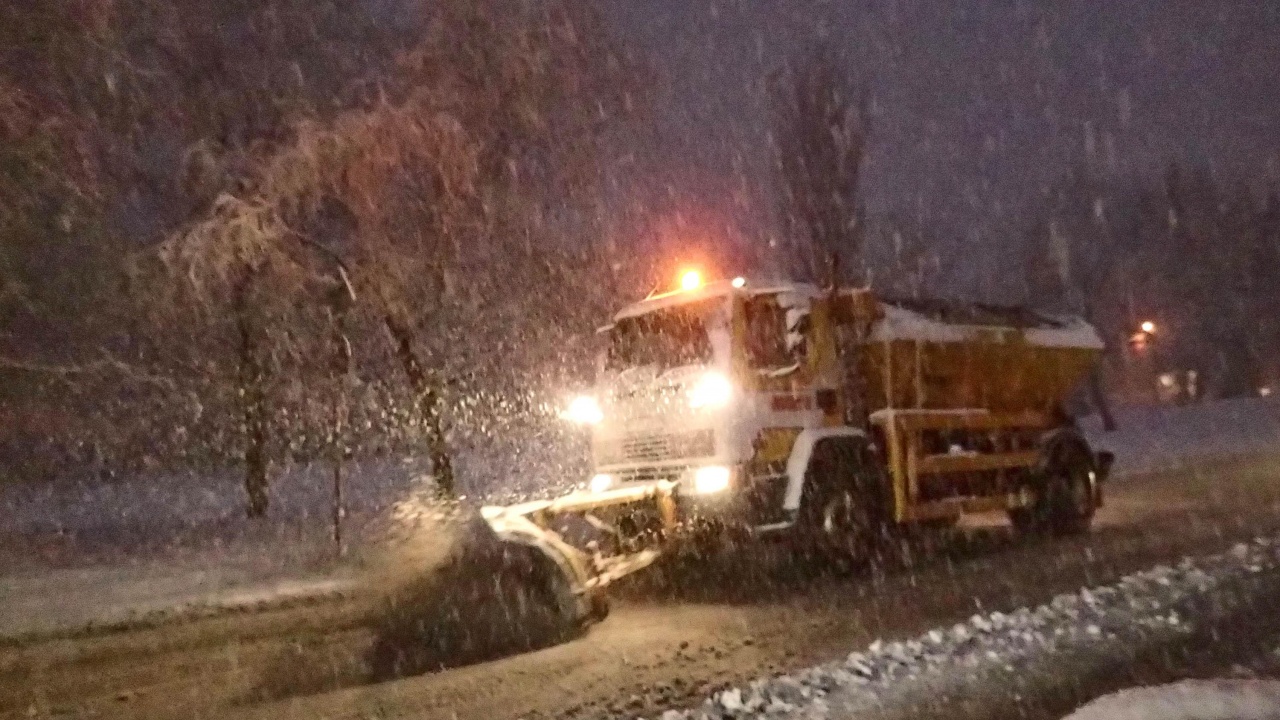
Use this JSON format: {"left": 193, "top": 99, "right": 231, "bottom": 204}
{"left": 3, "top": 399, "right": 1280, "bottom": 720}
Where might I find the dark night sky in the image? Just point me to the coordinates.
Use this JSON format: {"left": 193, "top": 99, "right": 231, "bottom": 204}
{"left": 596, "top": 0, "right": 1280, "bottom": 294}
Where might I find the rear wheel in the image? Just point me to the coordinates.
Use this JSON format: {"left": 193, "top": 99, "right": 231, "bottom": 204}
{"left": 797, "top": 440, "right": 887, "bottom": 572}
{"left": 1010, "top": 444, "right": 1095, "bottom": 537}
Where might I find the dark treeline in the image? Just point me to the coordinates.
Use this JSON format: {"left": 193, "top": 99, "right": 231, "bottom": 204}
{"left": 1021, "top": 164, "right": 1280, "bottom": 404}
{"left": 0, "top": 0, "right": 643, "bottom": 507}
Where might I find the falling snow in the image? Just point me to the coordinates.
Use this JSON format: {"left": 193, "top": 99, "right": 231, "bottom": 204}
{"left": 3, "top": 2, "right": 1280, "bottom": 719}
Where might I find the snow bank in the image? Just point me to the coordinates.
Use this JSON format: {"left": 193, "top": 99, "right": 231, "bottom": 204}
{"left": 0, "top": 457, "right": 429, "bottom": 539}
{"left": 1081, "top": 396, "right": 1280, "bottom": 477}
{"left": 0, "top": 565, "right": 352, "bottom": 640}
{"left": 652, "top": 537, "right": 1280, "bottom": 720}
{"left": 0, "top": 443, "right": 583, "bottom": 573}
{"left": 1064, "top": 680, "right": 1280, "bottom": 720}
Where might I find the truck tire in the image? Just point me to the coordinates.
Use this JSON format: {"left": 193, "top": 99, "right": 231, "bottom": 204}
{"left": 797, "top": 440, "right": 887, "bottom": 572}
{"left": 1010, "top": 441, "right": 1095, "bottom": 537}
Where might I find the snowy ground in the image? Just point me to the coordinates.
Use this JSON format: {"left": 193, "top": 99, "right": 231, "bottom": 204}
{"left": 0, "top": 564, "right": 353, "bottom": 640}
{"left": 663, "top": 536, "right": 1280, "bottom": 720}
{"left": 1081, "top": 396, "right": 1280, "bottom": 477}
{"left": 0, "top": 459, "right": 428, "bottom": 640}
{"left": 0, "top": 457, "right": 437, "bottom": 572}
{"left": 1066, "top": 680, "right": 1280, "bottom": 720}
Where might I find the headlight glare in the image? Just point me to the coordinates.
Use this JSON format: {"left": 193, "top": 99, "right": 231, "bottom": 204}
{"left": 563, "top": 395, "right": 603, "bottom": 425}
{"left": 692, "top": 465, "right": 731, "bottom": 494}
{"left": 589, "top": 473, "right": 614, "bottom": 493}
{"left": 688, "top": 372, "right": 733, "bottom": 409}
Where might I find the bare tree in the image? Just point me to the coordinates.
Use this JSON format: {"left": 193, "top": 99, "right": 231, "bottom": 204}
{"left": 1022, "top": 166, "right": 1133, "bottom": 428}
{"left": 772, "top": 44, "right": 869, "bottom": 283}
{"left": 156, "top": 0, "right": 637, "bottom": 509}
{"left": 1024, "top": 163, "right": 1280, "bottom": 419}
{"left": 0, "top": 0, "right": 638, "bottom": 508}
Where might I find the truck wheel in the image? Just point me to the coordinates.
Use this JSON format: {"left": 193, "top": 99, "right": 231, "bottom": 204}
{"left": 1046, "top": 455, "right": 1095, "bottom": 535}
{"left": 797, "top": 441, "right": 885, "bottom": 572}
{"left": 1010, "top": 447, "right": 1095, "bottom": 537}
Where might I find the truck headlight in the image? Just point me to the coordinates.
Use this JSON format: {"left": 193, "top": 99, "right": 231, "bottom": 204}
{"left": 692, "top": 465, "right": 731, "bottom": 494}
{"left": 589, "top": 473, "right": 614, "bottom": 493}
{"left": 688, "top": 372, "right": 733, "bottom": 409}
{"left": 563, "top": 395, "right": 603, "bottom": 425}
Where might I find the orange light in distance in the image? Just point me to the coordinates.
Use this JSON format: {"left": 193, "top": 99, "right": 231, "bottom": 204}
{"left": 680, "top": 269, "right": 703, "bottom": 291}
{"left": 1140, "top": 321, "right": 1156, "bottom": 334}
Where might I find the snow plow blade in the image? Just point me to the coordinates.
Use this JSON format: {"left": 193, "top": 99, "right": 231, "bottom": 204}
{"left": 477, "top": 480, "right": 680, "bottom": 624}
{"left": 365, "top": 482, "right": 675, "bottom": 677}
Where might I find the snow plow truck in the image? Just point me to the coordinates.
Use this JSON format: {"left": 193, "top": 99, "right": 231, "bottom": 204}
{"left": 470, "top": 272, "right": 1113, "bottom": 631}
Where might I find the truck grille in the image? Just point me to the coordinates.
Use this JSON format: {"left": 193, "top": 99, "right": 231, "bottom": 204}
{"left": 598, "top": 429, "right": 715, "bottom": 465}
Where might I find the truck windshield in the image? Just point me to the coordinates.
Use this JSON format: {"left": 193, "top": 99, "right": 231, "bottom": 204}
{"left": 607, "top": 299, "right": 717, "bottom": 370}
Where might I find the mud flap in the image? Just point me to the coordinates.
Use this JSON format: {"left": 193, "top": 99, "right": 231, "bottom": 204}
{"left": 1093, "top": 450, "right": 1114, "bottom": 506}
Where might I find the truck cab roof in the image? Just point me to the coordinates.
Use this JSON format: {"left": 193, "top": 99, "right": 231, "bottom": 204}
{"left": 611, "top": 278, "right": 822, "bottom": 322}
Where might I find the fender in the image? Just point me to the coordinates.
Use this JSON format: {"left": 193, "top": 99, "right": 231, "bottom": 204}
{"left": 782, "top": 426, "right": 868, "bottom": 511}
{"left": 1036, "top": 427, "right": 1094, "bottom": 474}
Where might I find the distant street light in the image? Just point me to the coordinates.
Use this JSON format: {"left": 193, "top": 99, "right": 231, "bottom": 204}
{"left": 1129, "top": 320, "right": 1158, "bottom": 352}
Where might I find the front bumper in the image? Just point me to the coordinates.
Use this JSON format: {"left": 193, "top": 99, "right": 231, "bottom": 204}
{"left": 590, "top": 462, "right": 789, "bottom": 529}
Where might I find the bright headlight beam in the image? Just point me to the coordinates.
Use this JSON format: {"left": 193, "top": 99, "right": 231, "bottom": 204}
{"left": 589, "top": 473, "right": 614, "bottom": 493}
{"left": 688, "top": 371, "right": 733, "bottom": 409}
{"left": 693, "top": 465, "right": 731, "bottom": 494}
{"left": 563, "top": 395, "right": 603, "bottom": 424}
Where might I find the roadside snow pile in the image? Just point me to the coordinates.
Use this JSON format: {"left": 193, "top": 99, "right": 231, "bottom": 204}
{"left": 654, "top": 537, "right": 1280, "bottom": 720}
{"left": 0, "top": 566, "right": 354, "bottom": 641}
{"left": 0, "top": 457, "right": 430, "bottom": 539}
{"left": 0, "top": 448, "right": 583, "bottom": 574}
{"left": 1063, "top": 679, "right": 1280, "bottom": 720}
